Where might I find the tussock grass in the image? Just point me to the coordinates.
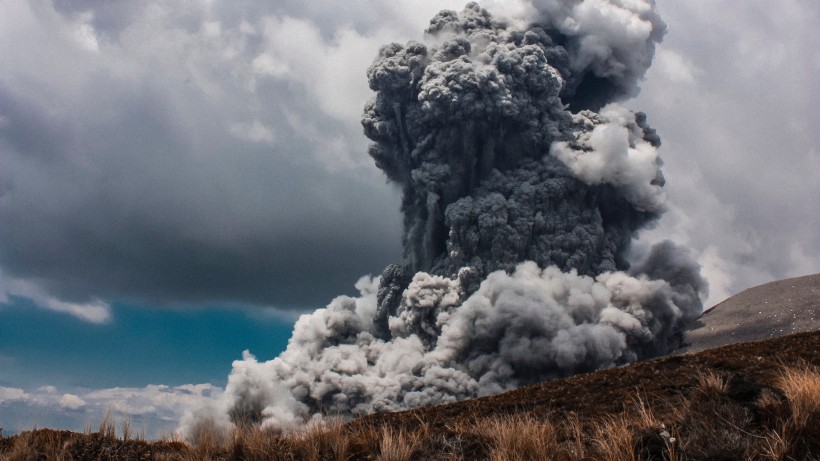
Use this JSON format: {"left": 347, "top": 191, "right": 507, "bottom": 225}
{"left": 2, "top": 364, "right": 819, "bottom": 460}
{"left": 778, "top": 363, "right": 820, "bottom": 428}
{"left": 290, "top": 419, "right": 353, "bottom": 461}
{"left": 774, "top": 363, "right": 820, "bottom": 460}
{"left": 0, "top": 429, "right": 69, "bottom": 461}
{"left": 590, "top": 416, "right": 636, "bottom": 461}
{"left": 376, "top": 426, "right": 422, "bottom": 461}
{"left": 694, "top": 369, "right": 730, "bottom": 396}
{"left": 479, "top": 414, "right": 559, "bottom": 461}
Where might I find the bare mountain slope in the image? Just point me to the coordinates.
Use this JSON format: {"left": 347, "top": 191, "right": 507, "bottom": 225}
{"left": 678, "top": 273, "right": 819, "bottom": 354}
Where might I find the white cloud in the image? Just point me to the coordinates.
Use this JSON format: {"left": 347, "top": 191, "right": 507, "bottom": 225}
{"left": 653, "top": 48, "right": 698, "bottom": 84}
{"left": 0, "top": 387, "right": 28, "bottom": 402}
{"left": 59, "top": 393, "right": 87, "bottom": 410}
{"left": 73, "top": 12, "right": 100, "bottom": 52}
{"left": 251, "top": 53, "right": 289, "bottom": 78}
{"left": 229, "top": 120, "right": 275, "bottom": 144}
{"left": 0, "top": 383, "right": 223, "bottom": 438}
{"left": 0, "top": 272, "right": 111, "bottom": 323}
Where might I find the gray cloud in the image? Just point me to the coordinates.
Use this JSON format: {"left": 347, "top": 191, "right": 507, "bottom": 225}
{"left": 0, "top": 1, "right": 411, "bottom": 312}
{"left": 630, "top": 1, "right": 820, "bottom": 304}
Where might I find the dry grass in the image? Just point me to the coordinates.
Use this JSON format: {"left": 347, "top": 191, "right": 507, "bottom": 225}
{"left": 694, "top": 369, "right": 730, "bottom": 396}
{"left": 290, "top": 419, "right": 353, "bottom": 461}
{"left": 187, "top": 418, "right": 229, "bottom": 459}
{"left": 590, "top": 416, "right": 635, "bottom": 461}
{"left": 559, "top": 414, "right": 589, "bottom": 460}
{"left": 773, "top": 363, "right": 820, "bottom": 460}
{"left": 778, "top": 363, "right": 820, "bottom": 428}
{"left": 376, "top": 426, "right": 423, "bottom": 461}
{"left": 0, "top": 430, "right": 69, "bottom": 461}
{"left": 2, "top": 363, "right": 819, "bottom": 461}
{"left": 479, "top": 414, "right": 559, "bottom": 461}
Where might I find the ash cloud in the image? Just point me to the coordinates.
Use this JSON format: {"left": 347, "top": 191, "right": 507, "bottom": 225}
{"left": 185, "top": 1, "right": 706, "bottom": 434}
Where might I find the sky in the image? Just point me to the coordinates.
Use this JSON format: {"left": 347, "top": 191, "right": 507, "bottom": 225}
{"left": 1, "top": 0, "right": 818, "bottom": 438}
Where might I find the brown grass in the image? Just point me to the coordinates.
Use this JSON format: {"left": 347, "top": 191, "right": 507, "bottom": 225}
{"left": 2, "top": 333, "right": 819, "bottom": 461}
{"left": 778, "top": 363, "right": 820, "bottom": 428}
{"left": 694, "top": 369, "right": 730, "bottom": 396}
{"left": 375, "top": 426, "right": 422, "bottom": 461}
{"left": 590, "top": 416, "right": 635, "bottom": 461}
{"left": 479, "top": 414, "right": 559, "bottom": 461}
{"left": 774, "top": 363, "right": 820, "bottom": 460}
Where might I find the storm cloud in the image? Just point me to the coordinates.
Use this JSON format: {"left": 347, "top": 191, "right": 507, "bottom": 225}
{"left": 0, "top": 1, "right": 409, "bottom": 314}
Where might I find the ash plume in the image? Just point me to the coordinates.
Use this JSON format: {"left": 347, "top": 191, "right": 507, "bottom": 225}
{"left": 183, "top": 0, "right": 706, "bottom": 434}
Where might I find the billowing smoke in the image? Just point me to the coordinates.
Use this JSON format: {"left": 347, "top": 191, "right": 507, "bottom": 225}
{"left": 182, "top": 1, "right": 706, "bottom": 434}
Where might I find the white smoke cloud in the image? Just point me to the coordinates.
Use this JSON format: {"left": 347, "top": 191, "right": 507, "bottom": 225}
{"left": 187, "top": 259, "right": 697, "bottom": 431}
{"left": 528, "top": 0, "right": 666, "bottom": 103}
{"left": 551, "top": 103, "right": 666, "bottom": 212}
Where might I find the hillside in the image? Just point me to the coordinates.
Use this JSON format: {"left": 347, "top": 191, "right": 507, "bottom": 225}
{"left": 358, "top": 331, "right": 820, "bottom": 445}
{"left": 678, "top": 273, "right": 819, "bottom": 354}
{"left": 2, "top": 274, "right": 818, "bottom": 460}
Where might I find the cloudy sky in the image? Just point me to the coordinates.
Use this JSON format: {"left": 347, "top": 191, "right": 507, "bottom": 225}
{"left": 1, "top": 0, "right": 818, "bottom": 438}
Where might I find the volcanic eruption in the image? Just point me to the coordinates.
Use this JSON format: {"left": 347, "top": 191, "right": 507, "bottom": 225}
{"left": 184, "top": 0, "right": 707, "bottom": 433}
